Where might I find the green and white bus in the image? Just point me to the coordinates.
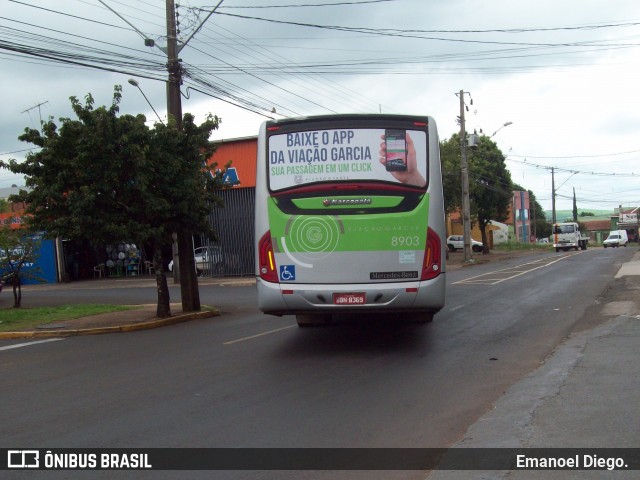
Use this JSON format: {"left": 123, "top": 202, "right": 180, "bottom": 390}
{"left": 255, "top": 114, "right": 446, "bottom": 326}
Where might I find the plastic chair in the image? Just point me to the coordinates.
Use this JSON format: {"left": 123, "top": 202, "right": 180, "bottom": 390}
{"left": 144, "top": 261, "right": 155, "bottom": 275}
{"left": 93, "top": 264, "right": 105, "bottom": 279}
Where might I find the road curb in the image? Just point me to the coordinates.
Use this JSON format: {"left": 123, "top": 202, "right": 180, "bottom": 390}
{"left": 0, "top": 309, "right": 220, "bottom": 340}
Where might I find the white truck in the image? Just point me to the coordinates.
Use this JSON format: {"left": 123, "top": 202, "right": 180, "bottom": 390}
{"left": 552, "top": 222, "right": 588, "bottom": 252}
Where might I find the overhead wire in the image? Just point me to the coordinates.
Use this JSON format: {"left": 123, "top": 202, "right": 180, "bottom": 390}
{"left": 212, "top": 10, "right": 640, "bottom": 48}
{"left": 102, "top": 0, "right": 341, "bottom": 117}
{"left": 9, "top": 0, "right": 131, "bottom": 31}
{"left": 507, "top": 157, "right": 640, "bottom": 177}
{"left": 187, "top": 15, "right": 389, "bottom": 113}
{"left": 188, "top": 41, "right": 336, "bottom": 114}
{"left": 1, "top": 2, "right": 287, "bottom": 118}
{"left": 6, "top": 0, "right": 640, "bottom": 149}
{"left": 6, "top": 0, "right": 638, "bottom": 117}
{"left": 218, "top": 1, "right": 395, "bottom": 8}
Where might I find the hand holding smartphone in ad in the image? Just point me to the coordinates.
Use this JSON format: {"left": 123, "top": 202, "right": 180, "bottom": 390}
{"left": 384, "top": 129, "right": 408, "bottom": 171}
{"left": 379, "top": 130, "right": 426, "bottom": 187}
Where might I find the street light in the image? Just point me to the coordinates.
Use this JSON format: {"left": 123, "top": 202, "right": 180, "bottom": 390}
{"left": 490, "top": 121, "right": 513, "bottom": 138}
{"left": 127, "top": 79, "right": 164, "bottom": 125}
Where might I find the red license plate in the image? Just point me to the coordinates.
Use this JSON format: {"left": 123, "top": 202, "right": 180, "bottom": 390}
{"left": 333, "top": 293, "right": 366, "bottom": 305}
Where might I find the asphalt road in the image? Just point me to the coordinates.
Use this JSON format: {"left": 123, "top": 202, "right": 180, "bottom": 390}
{"left": 0, "top": 247, "right": 635, "bottom": 480}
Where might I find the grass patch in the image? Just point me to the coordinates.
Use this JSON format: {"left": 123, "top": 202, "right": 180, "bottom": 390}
{"left": 493, "top": 243, "right": 553, "bottom": 253}
{"left": 0, "top": 304, "right": 140, "bottom": 332}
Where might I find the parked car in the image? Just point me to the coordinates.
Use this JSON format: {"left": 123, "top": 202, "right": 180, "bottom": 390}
{"left": 168, "top": 246, "right": 223, "bottom": 275}
{"left": 446, "top": 235, "right": 483, "bottom": 252}
{"left": 603, "top": 230, "right": 628, "bottom": 248}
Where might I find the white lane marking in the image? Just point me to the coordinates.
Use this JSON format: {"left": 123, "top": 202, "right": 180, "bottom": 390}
{"left": 0, "top": 338, "right": 64, "bottom": 351}
{"left": 453, "top": 252, "right": 583, "bottom": 286}
{"left": 448, "top": 305, "right": 465, "bottom": 312}
{"left": 223, "top": 325, "right": 297, "bottom": 345}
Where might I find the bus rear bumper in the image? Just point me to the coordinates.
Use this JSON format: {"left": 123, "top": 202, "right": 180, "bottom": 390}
{"left": 257, "top": 276, "right": 445, "bottom": 316}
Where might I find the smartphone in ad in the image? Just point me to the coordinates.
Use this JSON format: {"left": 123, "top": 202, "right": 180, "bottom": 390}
{"left": 385, "top": 129, "right": 407, "bottom": 171}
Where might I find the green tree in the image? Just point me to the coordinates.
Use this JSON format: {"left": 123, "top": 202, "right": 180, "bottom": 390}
{"left": 439, "top": 134, "right": 463, "bottom": 215}
{"left": 0, "top": 225, "right": 42, "bottom": 308}
{"left": 1, "top": 87, "right": 223, "bottom": 317}
{"left": 468, "top": 136, "right": 513, "bottom": 252}
{"left": 0, "top": 199, "right": 10, "bottom": 214}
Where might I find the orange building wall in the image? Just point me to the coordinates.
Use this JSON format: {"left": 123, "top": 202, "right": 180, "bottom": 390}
{"left": 0, "top": 202, "right": 25, "bottom": 229}
{"left": 0, "top": 213, "right": 24, "bottom": 229}
{"left": 207, "top": 137, "right": 258, "bottom": 188}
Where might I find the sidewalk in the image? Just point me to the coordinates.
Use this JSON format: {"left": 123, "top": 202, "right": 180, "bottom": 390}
{"left": 427, "top": 249, "right": 640, "bottom": 479}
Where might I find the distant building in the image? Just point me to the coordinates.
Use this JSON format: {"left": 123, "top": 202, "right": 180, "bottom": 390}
{"left": 0, "top": 186, "right": 22, "bottom": 200}
{"left": 0, "top": 187, "right": 57, "bottom": 284}
{"left": 612, "top": 206, "right": 639, "bottom": 242}
{"left": 511, "top": 190, "right": 532, "bottom": 243}
{"left": 446, "top": 191, "right": 532, "bottom": 246}
{"left": 0, "top": 186, "right": 28, "bottom": 213}
{"left": 0, "top": 186, "right": 28, "bottom": 227}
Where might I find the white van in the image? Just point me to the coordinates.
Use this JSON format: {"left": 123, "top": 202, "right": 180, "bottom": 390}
{"left": 603, "top": 230, "right": 628, "bottom": 248}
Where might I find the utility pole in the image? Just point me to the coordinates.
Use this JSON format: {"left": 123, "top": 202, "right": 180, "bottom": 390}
{"left": 551, "top": 167, "right": 556, "bottom": 224}
{"left": 636, "top": 205, "right": 639, "bottom": 243}
{"left": 458, "top": 90, "right": 472, "bottom": 262}
{"left": 166, "top": 0, "right": 200, "bottom": 312}
{"left": 100, "top": 0, "right": 222, "bottom": 312}
{"left": 636, "top": 206, "right": 639, "bottom": 243}
{"left": 166, "top": 0, "right": 182, "bottom": 131}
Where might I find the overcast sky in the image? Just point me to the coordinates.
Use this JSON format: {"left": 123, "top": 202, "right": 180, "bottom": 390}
{"left": 2, "top": 0, "right": 640, "bottom": 214}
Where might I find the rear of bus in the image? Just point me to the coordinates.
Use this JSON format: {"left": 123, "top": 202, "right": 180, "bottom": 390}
{"left": 255, "top": 115, "right": 446, "bottom": 325}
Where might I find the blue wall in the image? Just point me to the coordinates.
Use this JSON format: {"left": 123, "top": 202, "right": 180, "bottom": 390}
{"left": 2, "top": 234, "right": 58, "bottom": 285}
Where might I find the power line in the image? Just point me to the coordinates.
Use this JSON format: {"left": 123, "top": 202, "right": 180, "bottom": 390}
{"left": 0, "top": 16, "right": 166, "bottom": 61}
{"left": 185, "top": 44, "right": 325, "bottom": 115}
{"left": 0, "top": 148, "right": 39, "bottom": 156}
{"left": 212, "top": 11, "right": 640, "bottom": 48}
{"left": 509, "top": 148, "right": 640, "bottom": 159}
{"left": 507, "top": 157, "right": 640, "bottom": 177}
{"left": 6, "top": 0, "right": 640, "bottom": 147}
{"left": 0, "top": 38, "right": 167, "bottom": 79}
{"left": 218, "top": 1, "right": 395, "bottom": 8}
{"left": 9, "top": 0, "right": 131, "bottom": 31}
{"left": 188, "top": 15, "right": 390, "bottom": 113}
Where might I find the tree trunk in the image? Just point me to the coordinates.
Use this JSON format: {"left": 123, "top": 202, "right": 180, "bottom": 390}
{"left": 177, "top": 230, "right": 200, "bottom": 312}
{"left": 480, "top": 221, "right": 490, "bottom": 254}
{"left": 11, "top": 276, "right": 22, "bottom": 308}
{"left": 154, "top": 246, "right": 171, "bottom": 318}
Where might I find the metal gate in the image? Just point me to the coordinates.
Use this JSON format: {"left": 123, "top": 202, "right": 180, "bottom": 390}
{"left": 198, "top": 187, "right": 255, "bottom": 277}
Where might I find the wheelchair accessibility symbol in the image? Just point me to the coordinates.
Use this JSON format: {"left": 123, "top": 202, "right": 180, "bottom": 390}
{"left": 280, "top": 265, "right": 296, "bottom": 281}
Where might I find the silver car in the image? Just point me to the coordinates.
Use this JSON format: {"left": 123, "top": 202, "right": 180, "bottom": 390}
{"left": 168, "top": 246, "right": 223, "bottom": 275}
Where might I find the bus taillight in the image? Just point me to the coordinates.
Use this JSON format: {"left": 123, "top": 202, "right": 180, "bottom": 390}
{"left": 258, "top": 232, "right": 279, "bottom": 282}
{"left": 421, "top": 227, "right": 442, "bottom": 280}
